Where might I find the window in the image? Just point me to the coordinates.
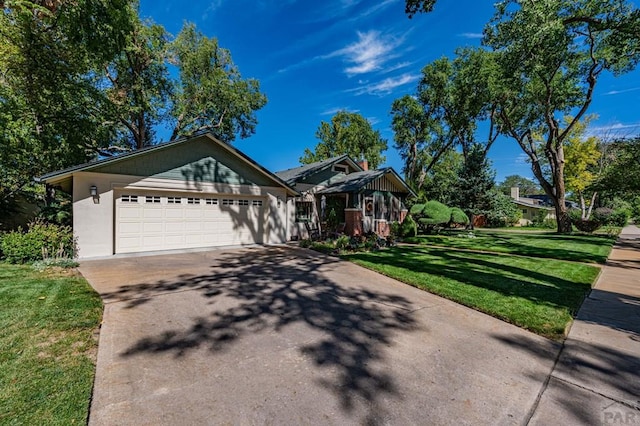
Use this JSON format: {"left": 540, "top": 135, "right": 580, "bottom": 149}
{"left": 222, "top": 199, "right": 234, "bottom": 206}
{"left": 252, "top": 199, "right": 263, "bottom": 207}
{"left": 332, "top": 164, "right": 349, "bottom": 174}
{"left": 187, "top": 197, "right": 200, "bottom": 205}
{"left": 145, "top": 196, "right": 160, "bottom": 204}
{"left": 523, "top": 208, "right": 528, "bottom": 214}
{"left": 296, "top": 201, "right": 313, "bottom": 222}
{"left": 238, "top": 199, "right": 249, "bottom": 206}
{"left": 205, "top": 198, "right": 218, "bottom": 205}
{"left": 121, "top": 195, "right": 138, "bottom": 203}
{"left": 167, "top": 197, "right": 181, "bottom": 204}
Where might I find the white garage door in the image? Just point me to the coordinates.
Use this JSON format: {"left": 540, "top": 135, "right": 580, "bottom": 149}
{"left": 115, "top": 191, "right": 266, "bottom": 254}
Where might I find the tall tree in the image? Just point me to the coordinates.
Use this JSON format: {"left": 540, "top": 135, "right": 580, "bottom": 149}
{"left": 451, "top": 143, "right": 496, "bottom": 225}
{"left": 421, "top": 150, "right": 463, "bottom": 205}
{"left": 169, "top": 23, "right": 267, "bottom": 143}
{"left": 390, "top": 95, "right": 432, "bottom": 192}
{"left": 485, "top": 0, "right": 640, "bottom": 233}
{"left": 0, "top": 0, "right": 134, "bottom": 207}
{"left": 404, "top": 0, "right": 640, "bottom": 233}
{"left": 301, "top": 111, "right": 388, "bottom": 168}
{"left": 104, "top": 18, "right": 173, "bottom": 150}
{"left": 562, "top": 117, "right": 601, "bottom": 219}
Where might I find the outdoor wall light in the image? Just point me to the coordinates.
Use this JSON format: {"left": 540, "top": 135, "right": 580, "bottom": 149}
{"left": 90, "top": 185, "right": 98, "bottom": 197}
{"left": 277, "top": 196, "right": 282, "bottom": 207}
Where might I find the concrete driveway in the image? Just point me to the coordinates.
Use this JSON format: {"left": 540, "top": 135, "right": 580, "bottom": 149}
{"left": 81, "top": 246, "right": 560, "bottom": 425}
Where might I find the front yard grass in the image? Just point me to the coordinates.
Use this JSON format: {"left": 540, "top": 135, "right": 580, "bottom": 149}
{"left": 343, "top": 246, "right": 600, "bottom": 340}
{"left": 0, "top": 264, "right": 102, "bottom": 425}
{"left": 404, "top": 229, "right": 616, "bottom": 263}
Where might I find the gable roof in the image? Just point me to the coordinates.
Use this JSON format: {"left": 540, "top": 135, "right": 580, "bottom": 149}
{"left": 37, "top": 133, "right": 298, "bottom": 196}
{"left": 274, "top": 155, "right": 362, "bottom": 185}
{"left": 318, "top": 168, "right": 416, "bottom": 197}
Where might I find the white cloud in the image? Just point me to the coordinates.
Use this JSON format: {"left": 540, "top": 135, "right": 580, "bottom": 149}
{"left": 347, "top": 73, "right": 420, "bottom": 96}
{"left": 515, "top": 153, "right": 530, "bottom": 164}
{"left": 202, "top": 0, "right": 224, "bottom": 20}
{"left": 603, "top": 87, "right": 640, "bottom": 95}
{"left": 458, "top": 32, "right": 483, "bottom": 39}
{"left": 326, "top": 30, "right": 403, "bottom": 76}
{"left": 320, "top": 106, "right": 360, "bottom": 116}
{"left": 587, "top": 122, "right": 640, "bottom": 138}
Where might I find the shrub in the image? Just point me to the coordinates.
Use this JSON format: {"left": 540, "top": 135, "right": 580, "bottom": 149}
{"left": 335, "top": 235, "right": 350, "bottom": 250}
{"left": 299, "top": 239, "right": 312, "bottom": 248}
{"left": 389, "top": 221, "right": 401, "bottom": 238}
{"left": 1, "top": 220, "right": 75, "bottom": 264}
{"left": 609, "top": 209, "right": 629, "bottom": 227}
{"left": 592, "top": 207, "right": 614, "bottom": 225}
{"left": 32, "top": 258, "right": 79, "bottom": 271}
{"left": 401, "top": 215, "right": 418, "bottom": 238}
{"left": 573, "top": 219, "right": 602, "bottom": 233}
{"left": 449, "top": 208, "right": 470, "bottom": 226}
{"left": 409, "top": 203, "right": 425, "bottom": 215}
{"left": 485, "top": 190, "right": 521, "bottom": 227}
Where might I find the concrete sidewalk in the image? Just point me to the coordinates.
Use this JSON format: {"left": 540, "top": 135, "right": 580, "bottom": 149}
{"left": 530, "top": 224, "right": 640, "bottom": 425}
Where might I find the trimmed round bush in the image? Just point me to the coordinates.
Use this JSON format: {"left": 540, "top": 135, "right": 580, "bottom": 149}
{"left": 573, "top": 219, "right": 602, "bottom": 233}
{"left": 420, "top": 200, "right": 451, "bottom": 226}
{"left": 450, "top": 207, "right": 470, "bottom": 226}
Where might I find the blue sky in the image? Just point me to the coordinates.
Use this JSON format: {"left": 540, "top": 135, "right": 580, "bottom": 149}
{"left": 140, "top": 0, "right": 640, "bottom": 183}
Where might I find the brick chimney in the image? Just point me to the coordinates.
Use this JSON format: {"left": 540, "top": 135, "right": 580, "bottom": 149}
{"left": 510, "top": 187, "right": 520, "bottom": 200}
{"left": 358, "top": 159, "right": 368, "bottom": 171}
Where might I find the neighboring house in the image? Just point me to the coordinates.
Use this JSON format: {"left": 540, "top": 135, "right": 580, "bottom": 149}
{"left": 276, "top": 155, "right": 415, "bottom": 239}
{"left": 510, "top": 187, "right": 556, "bottom": 226}
{"left": 38, "top": 133, "right": 298, "bottom": 259}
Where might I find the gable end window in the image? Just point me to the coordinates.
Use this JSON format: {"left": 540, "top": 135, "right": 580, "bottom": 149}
{"left": 332, "top": 164, "right": 349, "bottom": 174}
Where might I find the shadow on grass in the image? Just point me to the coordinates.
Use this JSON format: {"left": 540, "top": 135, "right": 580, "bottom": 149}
{"left": 346, "top": 246, "right": 593, "bottom": 315}
{"left": 409, "top": 231, "right": 615, "bottom": 264}
{"left": 102, "top": 247, "right": 419, "bottom": 424}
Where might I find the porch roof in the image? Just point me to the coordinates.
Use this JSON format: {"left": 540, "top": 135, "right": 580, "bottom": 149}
{"left": 317, "top": 168, "right": 416, "bottom": 197}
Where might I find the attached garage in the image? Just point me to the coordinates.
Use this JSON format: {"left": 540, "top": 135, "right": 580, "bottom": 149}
{"left": 115, "top": 191, "right": 266, "bottom": 254}
{"left": 38, "top": 133, "right": 298, "bottom": 259}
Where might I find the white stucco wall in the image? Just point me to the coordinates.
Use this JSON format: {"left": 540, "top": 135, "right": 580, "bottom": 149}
{"left": 72, "top": 171, "right": 291, "bottom": 258}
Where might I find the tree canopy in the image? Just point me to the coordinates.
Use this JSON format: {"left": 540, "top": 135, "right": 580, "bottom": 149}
{"left": 301, "top": 111, "right": 388, "bottom": 168}
{"left": 497, "top": 175, "right": 542, "bottom": 197}
{"left": 0, "top": 0, "right": 267, "bottom": 213}
{"left": 403, "top": 0, "right": 640, "bottom": 233}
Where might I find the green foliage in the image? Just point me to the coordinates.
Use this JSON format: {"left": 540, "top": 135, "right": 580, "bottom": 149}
{"left": 335, "top": 235, "right": 350, "bottom": 250}
{"left": 389, "top": 221, "right": 402, "bottom": 239}
{"left": 421, "top": 150, "right": 463, "bottom": 204}
{"left": 485, "top": 189, "right": 522, "bottom": 227}
{"left": 451, "top": 143, "right": 496, "bottom": 215}
{"left": 409, "top": 203, "right": 425, "bottom": 215}
{"left": 299, "top": 239, "right": 312, "bottom": 248}
{"left": 404, "top": 0, "right": 437, "bottom": 18}
{"left": 169, "top": 23, "right": 267, "bottom": 143}
{"left": 418, "top": 200, "right": 451, "bottom": 227}
{"left": 326, "top": 208, "right": 339, "bottom": 229}
{"left": 449, "top": 207, "right": 470, "bottom": 226}
{"left": 301, "top": 111, "right": 387, "bottom": 168}
{"left": 597, "top": 138, "right": 640, "bottom": 196}
{"left": 401, "top": 215, "right": 418, "bottom": 238}
{"left": 497, "top": 175, "right": 542, "bottom": 196}
{"left": 1, "top": 221, "right": 75, "bottom": 264}
{"left": 31, "top": 258, "right": 79, "bottom": 271}
{"left": 573, "top": 219, "right": 602, "bottom": 233}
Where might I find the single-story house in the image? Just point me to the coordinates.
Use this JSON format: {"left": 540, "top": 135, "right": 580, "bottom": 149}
{"left": 38, "top": 133, "right": 298, "bottom": 259}
{"left": 510, "top": 187, "right": 555, "bottom": 226}
{"left": 39, "top": 134, "right": 414, "bottom": 259}
{"left": 275, "top": 155, "right": 415, "bottom": 239}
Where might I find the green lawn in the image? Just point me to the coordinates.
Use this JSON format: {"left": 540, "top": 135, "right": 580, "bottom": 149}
{"left": 404, "top": 229, "right": 616, "bottom": 263}
{"left": 0, "top": 264, "right": 102, "bottom": 425}
{"left": 343, "top": 246, "right": 601, "bottom": 340}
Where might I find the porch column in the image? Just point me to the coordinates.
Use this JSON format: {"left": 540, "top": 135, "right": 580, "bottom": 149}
{"left": 344, "top": 208, "right": 363, "bottom": 236}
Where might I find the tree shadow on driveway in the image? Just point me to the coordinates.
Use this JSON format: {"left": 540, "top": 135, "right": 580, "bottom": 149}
{"left": 102, "top": 247, "right": 420, "bottom": 423}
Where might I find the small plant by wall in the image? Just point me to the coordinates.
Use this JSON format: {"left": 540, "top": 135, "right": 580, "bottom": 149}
{"left": 1, "top": 220, "right": 76, "bottom": 264}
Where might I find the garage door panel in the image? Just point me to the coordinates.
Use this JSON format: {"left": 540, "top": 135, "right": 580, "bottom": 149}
{"left": 116, "top": 192, "right": 265, "bottom": 254}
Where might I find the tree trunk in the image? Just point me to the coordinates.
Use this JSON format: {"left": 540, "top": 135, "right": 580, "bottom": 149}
{"left": 552, "top": 199, "right": 572, "bottom": 233}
